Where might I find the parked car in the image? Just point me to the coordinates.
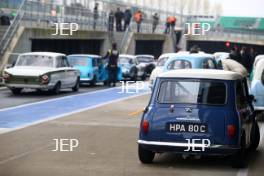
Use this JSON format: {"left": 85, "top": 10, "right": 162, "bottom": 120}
{"left": 149, "top": 53, "right": 217, "bottom": 89}
{"left": 2, "top": 52, "right": 80, "bottom": 94}
{"left": 135, "top": 55, "right": 156, "bottom": 76}
{"left": 138, "top": 69, "right": 260, "bottom": 167}
{"left": 250, "top": 55, "right": 264, "bottom": 113}
{"left": 213, "top": 52, "right": 229, "bottom": 62}
{"left": 118, "top": 54, "right": 145, "bottom": 81}
{"left": 67, "top": 54, "right": 122, "bottom": 86}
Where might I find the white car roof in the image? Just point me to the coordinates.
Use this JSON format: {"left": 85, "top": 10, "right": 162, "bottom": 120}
{"left": 158, "top": 53, "right": 178, "bottom": 59}
{"left": 68, "top": 54, "right": 101, "bottom": 58}
{"left": 158, "top": 69, "right": 243, "bottom": 80}
{"left": 119, "top": 54, "right": 135, "bottom": 58}
{"left": 20, "top": 52, "right": 65, "bottom": 57}
{"left": 254, "top": 55, "right": 264, "bottom": 66}
{"left": 136, "top": 55, "right": 154, "bottom": 58}
{"left": 253, "top": 58, "right": 264, "bottom": 80}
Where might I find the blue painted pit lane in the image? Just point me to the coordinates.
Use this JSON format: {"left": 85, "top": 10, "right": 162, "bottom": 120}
{"left": 0, "top": 86, "right": 150, "bottom": 129}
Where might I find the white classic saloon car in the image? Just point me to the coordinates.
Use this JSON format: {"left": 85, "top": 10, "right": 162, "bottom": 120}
{"left": 2, "top": 52, "right": 80, "bottom": 95}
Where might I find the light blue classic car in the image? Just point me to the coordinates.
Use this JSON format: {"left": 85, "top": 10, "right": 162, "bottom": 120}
{"left": 149, "top": 53, "right": 217, "bottom": 88}
{"left": 163, "top": 53, "right": 217, "bottom": 71}
{"left": 67, "top": 54, "right": 122, "bottom": 86}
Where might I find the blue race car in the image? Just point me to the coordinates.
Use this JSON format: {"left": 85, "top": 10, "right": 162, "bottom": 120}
{"left": 138, "top": 69, "right": 260, "bottom": 168}
{"left": 149, "top": 53, "right": 217, "bottom": 89}
{"left": 67, "top": 54, "right": 122, "bottom": 85}
{"left": 163, "top": 53, "right": 217, "bottom": 71}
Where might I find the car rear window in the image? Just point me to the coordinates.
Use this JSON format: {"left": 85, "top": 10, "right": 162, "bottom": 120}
{"left": 68, "top": 56, "right": 88, "bottom": 66}
{"left": 157, "top": 80, "right": 226, "bottom": 105}
{"left": 167, "top": 60, "right": 192, "bottom": 70}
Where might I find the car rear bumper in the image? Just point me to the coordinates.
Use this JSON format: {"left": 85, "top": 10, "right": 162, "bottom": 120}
{"left": 254, "top": 106, "right": 264, "bottom": 111}
{"left": 138, "top": 140, "right": 240, "bottom": 156}
{"left": 80, "top": 78, "right": 93, "bottom": 82}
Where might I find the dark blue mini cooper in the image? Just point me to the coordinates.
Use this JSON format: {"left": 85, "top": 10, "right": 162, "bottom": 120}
{"left": 138, "top": 69, "right": 260, "bottom": 167}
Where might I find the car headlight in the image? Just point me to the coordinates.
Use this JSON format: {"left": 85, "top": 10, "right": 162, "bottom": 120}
{"left": 41, "top": 74, "right": 49, "bottom": 84}
{"left": 3, "top": 72, "right": 11, "bottom": 81}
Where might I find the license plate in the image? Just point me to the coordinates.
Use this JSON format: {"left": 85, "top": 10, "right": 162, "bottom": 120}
{"left": 166, "top": 122, "right": 207, "bottom": 133}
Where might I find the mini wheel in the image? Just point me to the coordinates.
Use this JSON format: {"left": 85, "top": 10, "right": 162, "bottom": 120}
{"left": 138, "top": 144, "right": 155, "bottom": 164}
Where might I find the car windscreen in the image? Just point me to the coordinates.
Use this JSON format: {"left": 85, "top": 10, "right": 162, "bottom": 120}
{"left": 157, "top": 80, "right": 226, "bottom": 105}
{"left": 167, "top": 60, "right": 192, "bottom": 70}
{"left": 16, "top": 55, "right": 54, "bottom": 67}
{"left": 137, "top": 56, "right": 154, "bottom": 63}
{"left": 119, "top": 57, "right": 130, "bottom": 64}
{"left": 68, "top": 56, "right": 88, "bottom": 66}
{"left": 157, "top": 57, "right": 168, "bottom": 66}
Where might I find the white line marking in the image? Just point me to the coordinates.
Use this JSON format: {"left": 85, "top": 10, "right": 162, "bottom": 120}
{"left": 0, "top": 92, "right": 150, "bottom": 134}
{"left": 236, "top": 123, "right": 264, "bottom": 176}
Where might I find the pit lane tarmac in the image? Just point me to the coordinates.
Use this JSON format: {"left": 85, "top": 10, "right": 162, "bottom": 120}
{"left": 0, "top": 91, "right": 263, "bottom": 176}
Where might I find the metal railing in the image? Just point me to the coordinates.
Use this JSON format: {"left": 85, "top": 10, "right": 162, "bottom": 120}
{"left": 0, "top": 0, "right": 26, "bottom": 55}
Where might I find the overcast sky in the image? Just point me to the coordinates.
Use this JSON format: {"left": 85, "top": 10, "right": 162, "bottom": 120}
{"left": 211, "top": 0, "right": 264, "bottom": 17}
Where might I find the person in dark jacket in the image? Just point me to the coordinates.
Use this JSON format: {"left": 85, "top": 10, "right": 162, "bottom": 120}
{"left": 240, "top": 47, "right": 251, "bottom": 72}
{"left": 123, "top": 8, "right": 132, "bottom": 31}
{"left": 152, "top": 13, "right": 159, "bottom": 33}
{"left": 108, "top": 10, "right": 114, "bottom": 32}
{"left": 103, "top": 43, "right": 119, "bottom": 87}
{"left": 115, "top": 8, "right": 124, "bottom": 31}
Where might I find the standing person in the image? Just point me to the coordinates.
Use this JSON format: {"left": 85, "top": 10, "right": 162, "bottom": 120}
{"left": 124, "top": 8, "right": 132, "bottom": 31}
{"left": 170, "top": 16, "right": 176, "bottom": 32}
{"left": 134, "top": 10, "right": 142, "bottom": 33}
{"left": 115, "top": 8, "right": 123, "bottom": 31}
{"left": 152, "top": 13, "right": 159, "bottom": 33}
{"left": 108, "top": 10, "right": 114, "bottom": 32}
{"left": 93, "top": 3, "right": 99, "bottom": 30}
{"left": 249, "top": 47, "right": 256, "bottom": 72}
{"left": 240, "top": 47, "right": 251, "bottom": 72}
{"left": 164, "top": 16, "right": 170, "bottom": 34}
{"left": 103, "top": 43, "right": 119, "bottom": 87}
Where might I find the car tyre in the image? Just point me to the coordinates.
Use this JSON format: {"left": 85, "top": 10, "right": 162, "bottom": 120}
{"left": 249, "top": 122, "right": 260, "bottom": 151}
{"left": 52, "top": 82, "right": 61, "bottom": 95}
{"left": 72, "top": 78, "right": 80, "bottom": 92}
{"left": 232, "top": 134, "right": 247, "bottom": 168}
{"left": 141, "top": 73, "right": 146, "bottom": 81}
{"left": 90, "top": 76, "right": 96, "bottom": 86}
{"left": 138, "top": 144, "right": 155, "bottom": 164}
{"left": 131, "top": 68, "right": 138, "bottom": 81}
{"left": 11, "top": 88, "right": 22, "bottom": 95}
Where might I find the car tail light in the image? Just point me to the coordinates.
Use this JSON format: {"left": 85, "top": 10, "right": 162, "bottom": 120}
{"left": 142, "top": 119, "right": 149, "bottom": 134}
{"left": 41, "top": 75, "right": 49, "bottom": 84}
{"left": 227, "top": 125, "right": 236, "bottom": 138}
{"left": 3, "top": 72, "right": 11, "bottom": 81}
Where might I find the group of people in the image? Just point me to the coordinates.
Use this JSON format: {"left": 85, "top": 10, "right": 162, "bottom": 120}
{"left": 108, "top": 8, "right": 133, "bottom": 32}
{"left": 93, "top": 3, "right": 165, "bottom": 34}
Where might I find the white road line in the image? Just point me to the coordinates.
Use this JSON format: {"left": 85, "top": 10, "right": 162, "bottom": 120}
{"left": 0, "top": 92, "right": 150, "bottom": 134}
{"left": 237, "top": 123, "right": 264, "bottom": 176}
